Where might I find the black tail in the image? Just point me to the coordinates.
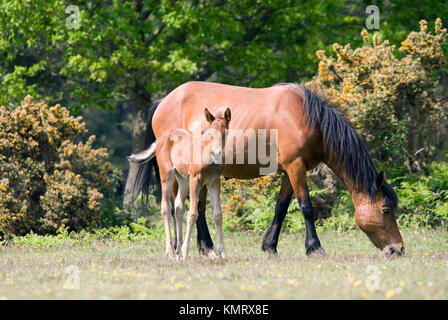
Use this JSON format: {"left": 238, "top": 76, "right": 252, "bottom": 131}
{"left": 132, "top": 100, "right": 162, "bottom": 202}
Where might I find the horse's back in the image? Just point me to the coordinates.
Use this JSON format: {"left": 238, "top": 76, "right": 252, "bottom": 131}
{"left": 153, "top": 81, "right": 307, "bottom": 133}
{"left": 153, "top": 81, "right": 322, "bottom": 176}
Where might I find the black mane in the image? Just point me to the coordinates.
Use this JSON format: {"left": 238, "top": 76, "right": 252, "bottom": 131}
{"left": 297, "top": 84, "right": 397, "bottom": 210}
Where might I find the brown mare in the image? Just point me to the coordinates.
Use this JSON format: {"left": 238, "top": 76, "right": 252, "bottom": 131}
{"left": 130, "top": 81, "right": 404, "bottom": 258}
{"left": 130, "top": 108, "right": 231, "bottom": 259}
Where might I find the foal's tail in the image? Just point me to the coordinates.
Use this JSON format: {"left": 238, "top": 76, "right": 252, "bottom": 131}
{"left": 128, "top": 142, "right": 156, "bottom": 164}
{"left": 128, "top": 100, "right": 162, "bottom": 202}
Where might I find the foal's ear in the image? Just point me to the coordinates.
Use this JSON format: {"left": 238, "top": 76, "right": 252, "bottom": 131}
{"left": 375, "top": 171, "right": 387, "bottom": 190}
{"left": 224, "top": 108, "right": 231, "bottom": 122}
{"left": 204, "top": 108, "right": 215, "bottom": 123}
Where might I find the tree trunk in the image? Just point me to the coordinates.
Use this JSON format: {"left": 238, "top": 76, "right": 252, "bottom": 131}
{"left": 123, "top": 90, "right": 151, "bottom": 218}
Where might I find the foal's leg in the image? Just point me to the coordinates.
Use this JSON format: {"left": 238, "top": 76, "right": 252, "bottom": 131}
{"left": 208, "top": 178, "right": 225, "bottom": 259}
{"left": 174, "top": 177, "right": 188, "bottom": 255}
{"left": 196, "top": 186, "right": 215, "bottom": 255}
{"left": 160, "top": 172, "right": 176, "bottom": 258}
{"left": 171, "top": 182, "right": 178, "bottom": 250}
{"left": 285, "top": 159, "right": 325, "bottom": 256}
{"left": 261, "top": 174, "right": 294, "bottom": 255}
{"left": 181, "top": 175, "right": 200, "bottom": 259}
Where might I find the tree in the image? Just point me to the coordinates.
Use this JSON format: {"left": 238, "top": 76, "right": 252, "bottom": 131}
{"left": 1, "top": 0, "right": 366, "bottom": 215}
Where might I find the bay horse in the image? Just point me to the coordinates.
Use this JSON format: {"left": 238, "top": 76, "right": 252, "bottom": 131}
{"left": 130, "top": 81, "right": 404, "bottom": 258}
{"left": 130, "top": 107, "right": 231, "bottom": 259}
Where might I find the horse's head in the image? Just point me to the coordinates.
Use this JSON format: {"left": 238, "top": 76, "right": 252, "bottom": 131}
{"left": 355, "top": 171, "right": 404, "bottom": 257}
{"left": 202, "top": 107, "right": 231, "bottom": 164}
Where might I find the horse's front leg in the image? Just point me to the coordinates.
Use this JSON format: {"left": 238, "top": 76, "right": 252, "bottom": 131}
{"left": 285, "top": 158, "right": 325, "bottom": 256}
{"left": 181, "top": 175, "right": 200, "bottom": 259}
{"left": 262, "top": 173, "right": 293, "bottom": 256}
{"left": 208, "top": 178, "right": 225, "bottom": 259}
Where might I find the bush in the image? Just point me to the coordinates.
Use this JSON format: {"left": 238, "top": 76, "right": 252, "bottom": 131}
{"left": 221, "top": 174, "right": 282, "bottom": 231}
{"left": 314, "top": 18, "right": 448, "bottom": 175}
{"left": 0, "top": 96, "right": 121, "bottom": 239}
{"left": 396, "top": 154, "right": 448, "bottom": 228}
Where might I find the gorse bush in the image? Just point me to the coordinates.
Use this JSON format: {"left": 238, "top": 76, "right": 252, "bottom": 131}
{"left": 315, "top": 18, "right": 448, "bottom": 175}
{"left": 221, "top": 174, "right": 283, "bottom": 231}
{"left": 0, "top": 96, "right": 121, "bottom": 239}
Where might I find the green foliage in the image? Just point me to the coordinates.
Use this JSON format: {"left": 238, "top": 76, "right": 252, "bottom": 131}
{"left": 11, "top": 222, "right": 163, "bottom": 248}
{"left": 0, "top": 0, "right": 367, "bottom": 110}
{"left": 396, "top": 155, "right": 448, "bottom": 228}
{"left": 0, "top": 96, "right": 122, "bottom": 238}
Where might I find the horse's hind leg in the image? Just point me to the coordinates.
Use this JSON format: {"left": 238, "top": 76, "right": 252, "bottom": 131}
{"left": 262, "top": 173, "right": 293, "bottom": 256}
{"left": 208, "top": 178, "right": 225, "bottom": 259}
{"left": 285, "top": 158, "right": 325, "bottom": 256}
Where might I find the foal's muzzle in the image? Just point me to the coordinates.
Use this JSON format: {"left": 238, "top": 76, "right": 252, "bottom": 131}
{"left": 210, "top": 150, "right": 223, "bottom": 164}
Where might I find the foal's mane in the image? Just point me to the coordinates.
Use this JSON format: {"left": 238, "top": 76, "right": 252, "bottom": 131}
{"left": 277, "top": 83, "right": 397, "bottom": 208}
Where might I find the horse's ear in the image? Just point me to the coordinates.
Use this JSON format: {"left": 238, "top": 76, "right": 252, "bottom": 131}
{"left": 204, "top": 108, "right": 215, "bottom": 123}
{"left": 224, "top": 108, "right": 231, "bottom": 122}
{"left": 375, "top": 171, "right": 386, "bottom": 190}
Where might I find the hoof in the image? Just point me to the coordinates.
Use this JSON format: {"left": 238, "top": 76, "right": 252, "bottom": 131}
{"left": 306, "top": 246, "right": 326, "bottom": 257}
{"left": 198, "top": 245, "right": 214, "bottom": 256}
{"left": 206, "top": 249, "right": 224, "bottom": 263}
{"left": 261, "top": 241, "right": 278, "bottom": 256}
{"left": 267, "top": 251, "right": 279, "bottom": 260}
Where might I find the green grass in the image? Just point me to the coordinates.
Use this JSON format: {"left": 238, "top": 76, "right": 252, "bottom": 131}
{"left": 0, "top": 228, "right": 446, "bottom": 300}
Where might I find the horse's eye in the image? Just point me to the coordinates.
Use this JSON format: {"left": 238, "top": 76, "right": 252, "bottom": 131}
{"left": 382, "top": 209, "right": 390, "bottom": 215}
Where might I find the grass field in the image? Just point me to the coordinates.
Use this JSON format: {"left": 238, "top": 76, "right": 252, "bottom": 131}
{"left": 0, "top": 228, "right": 446, "bottom": 300}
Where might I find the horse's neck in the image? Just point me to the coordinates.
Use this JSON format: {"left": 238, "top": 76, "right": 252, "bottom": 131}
{"left": 324, "top": 157, "right": 366, "bottom": 208}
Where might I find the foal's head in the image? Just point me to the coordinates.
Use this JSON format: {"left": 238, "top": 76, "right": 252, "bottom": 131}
{"left": 202, "top": 107, "right": 231, "bottom": 165}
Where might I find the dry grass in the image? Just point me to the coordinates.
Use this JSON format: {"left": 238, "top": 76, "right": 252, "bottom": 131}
{"left": 0, "top": 228, "right": 446, "bottom": 300}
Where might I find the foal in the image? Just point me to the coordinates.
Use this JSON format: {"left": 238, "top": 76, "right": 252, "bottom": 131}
{"left": 156, "top": 107, "right": 231, "bottom": 259}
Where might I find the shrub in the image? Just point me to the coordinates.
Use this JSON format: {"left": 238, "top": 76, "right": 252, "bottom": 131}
{"left": 221, "top": 174, "right": 282, "bottom": 231}
{"left": 0, "top": 96, "right": 121, "bottom": 239}
{"left": 396, "top": 154, "right": 448, "bottom": 228}
{"left": 314, "top": 18, "right": 448, "bottom": 175}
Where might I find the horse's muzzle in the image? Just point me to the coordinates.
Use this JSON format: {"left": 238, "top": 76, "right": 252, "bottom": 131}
{"left": 382, "top": 244, "right": 405, "bottom": 257}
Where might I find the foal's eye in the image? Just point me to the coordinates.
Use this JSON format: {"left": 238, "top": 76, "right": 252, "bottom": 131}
{"left": 382, "top": 208, "right": 391, "bottom": 215}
